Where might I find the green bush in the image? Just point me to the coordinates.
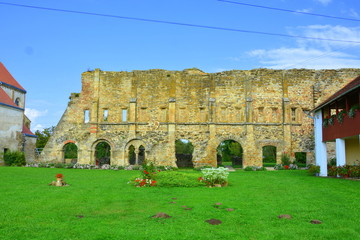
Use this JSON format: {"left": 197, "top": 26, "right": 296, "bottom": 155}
{"left": 156, "top": 171, "right": 204, "bottom": 187}
{"left": 54, "top": 163, "right": 65, "bottom": 168}
{"left": 201, "top": 167, "right": 229, "bottom": 186}
{"left": 281, "top": 153, "right": 291, "bottom": 166}
{"left": 327, "top": 166, "right": 337, "bottom": 176}
{"left": 295, "top": 152, "right": 306, "bottom": 164}
{"left": 244, "top": 166, "right": 267, "bottom": 171}
{"left": 4, "top": 151, "right": 26, "bottom": 166}
{"left": 329, "top": 158, "right": 336, "bottom": 166}
{"left": 307, "top": 165, "right": 320, "bottom": 176}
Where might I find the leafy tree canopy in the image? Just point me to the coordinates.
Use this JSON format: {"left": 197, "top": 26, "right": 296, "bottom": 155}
{"left": 35, "top": 126, "right": 55, "bottom": 149}
{"left": 175, "top": 139, "right": 194, "bottom": 155}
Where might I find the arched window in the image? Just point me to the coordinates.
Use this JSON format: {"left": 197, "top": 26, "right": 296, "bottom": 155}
{"left": 63, "top": 143, "right": 78, "bottom": 164}
{"left": 15, "top": 98, "right": 20, "bottom": 106}
{"left": 262, "top": 145, "right": 276, "bottom": 166}
{"left": 217, "top": 140, "right": 243, "bottom": 167}
{"left": 95, "top": 142, "right": 111, "bottom": 166}
{"left": 128, "top": 145, "right": 136, "bottom": 165}
{"left": 175, "top": 139, "right": 194, "bottom": 168}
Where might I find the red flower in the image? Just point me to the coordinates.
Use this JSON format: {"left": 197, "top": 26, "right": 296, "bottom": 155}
{"left": 284, "top": 165, "right": 289, "bottom": 170}
{"left": 198, "top": 177, "right": 203, "bottom": 182}
{"left": 144, "top": 170, "right": 149, "bottom": 174}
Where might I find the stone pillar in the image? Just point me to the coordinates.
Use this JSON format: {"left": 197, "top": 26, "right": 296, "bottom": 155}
{"left": 134, "top": 149, "right": 139, "bottom": 165}
{"left": 335, "top": 138, "right": 346, "bottom": 166}
{"left": 129, "top": 98, "right": 137, "bottom": 139}
{"left": 314, "top": 110, "right": 327, "bottom": 176}
{"left": 167, "top": 98, "right": 177, "bottom": 166}
{"left": 282, "top": 97, "right": 292, "bottom": 156}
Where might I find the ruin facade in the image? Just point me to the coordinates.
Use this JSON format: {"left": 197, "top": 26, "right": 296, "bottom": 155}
{"left": 40, "top": 68, "right": 360, "bottom": 167}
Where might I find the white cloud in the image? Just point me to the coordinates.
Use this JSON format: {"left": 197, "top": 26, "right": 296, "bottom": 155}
{"left": 314, "top": 0, "right": 332, "bottom": 6}
{"left": 33, "top": 124, "right": 45, "bottom": 132}
{"left": 295, "top": 8, "right": 312, "bottom": 14}
{"left": 25, "top": 108, "right": 48, "bottom": 122}
{"left": 349, "top": 9, "right": 360, "bottom": 18}
{"left": 245, "top": 25, "right": 360, "bottom": 69}
{"left": 248, "top": 47, "right": 360, "bottom": 69}
{"left": 293, "top": 25, "right": 360, "bottom": 49}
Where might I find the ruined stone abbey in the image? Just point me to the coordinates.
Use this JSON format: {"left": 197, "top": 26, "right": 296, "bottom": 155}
{"left": 41, "top": 68, "right": 360, "bottom": 167}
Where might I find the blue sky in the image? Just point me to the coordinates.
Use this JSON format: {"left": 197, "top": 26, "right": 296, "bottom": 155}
{"left": 1, "top": 0, "right": 360, "bottom": 131}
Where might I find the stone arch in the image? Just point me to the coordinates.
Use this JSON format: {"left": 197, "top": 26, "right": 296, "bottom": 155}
{"left": 92, "top": 139, "right": 113, "bottom": 166}
{"left": 257, "top": 141, "right": 284, "bottom": 164}
{"left": 61, "top": 140, "right": 78, "bottom": 164}
{"left": 262, "top": 145, "right": 276, "bottom": 166}
{"left": 125, "top": 139, "right": 147, "bottom": 165}
{"left": 175, "top": 139, "right": 194, "bottom": 168}
{"left": 216, "top": 139, "right": 243, "bottom": 167}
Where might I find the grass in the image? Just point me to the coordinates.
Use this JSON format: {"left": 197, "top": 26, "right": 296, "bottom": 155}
{"left": 0, "top": 167, "right": 359, "bottom": 240}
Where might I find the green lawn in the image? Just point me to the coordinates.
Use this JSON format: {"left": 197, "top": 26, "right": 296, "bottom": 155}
{"left": 0, "top": 167, "right": 359, "bottom": 240}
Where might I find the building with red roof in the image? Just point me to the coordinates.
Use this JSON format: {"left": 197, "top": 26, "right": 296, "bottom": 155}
{"left": 313, "top": 76, "right": 360, "bottom": 176}
{"left": 0, "top": 62, "right": 37, "bottom": 164}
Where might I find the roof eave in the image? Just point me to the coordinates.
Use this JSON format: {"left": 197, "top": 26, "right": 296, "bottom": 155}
{"left": 313, "top": 84, "right": 360, "bottom": 112}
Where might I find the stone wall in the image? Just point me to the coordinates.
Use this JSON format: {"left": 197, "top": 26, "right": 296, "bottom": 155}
{"left": 0, "top": 105, "right": 23, "bottom": 164}
{"left": 40, "top": 68, "right": 360, "bottom": 167}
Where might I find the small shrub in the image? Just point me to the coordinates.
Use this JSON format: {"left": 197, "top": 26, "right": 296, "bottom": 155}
{"left": 281, "top": 153, "right": 291, "bottom": 166}
{"left": 201, "top": 167, "right": 229, "bottom": 186}
{"left": 274, "top": 164, "right": 284, "bottom": 170}
{"left": 54, "top": 163, "right": 65, "bottom": 168}
{"left": 244, "top": 166, "right": 253, "bottom": 171}
{"left": 194, "top": 166, "right": 213, "bottom": 171}
{"left": 157, "top": 165, "right": 177, "bottom": 171}
{"left": 337, "top": 165, "right": 350, "bottom": 177}
{"left": 110, "top": 165, "right": 124, "bottom": 170}
{"left": 327, "top": 165, "right": 337, "bottom": 176}
{"left": 244, "top": 166, "right": 267, "bottom": 171}
{"left": 337, "top": 110, "right": 346, "bottom": 124}
{"left": 329, "top": 158, "right": 336, "bottom": 166}
{"left": 348, "top": 104, "right": 360, "bottom": 118}
{"left": 349, "top": 165, "right": 360, "bottom": 178}
{"left": 308, "top": 165, "right": 320, "bottom": 176}
{"left": 289, "top": 164, "right": 298, "bottom": 170}
{"left": 101, "top": 164, "right": 111, "bottom": 170}
{"left": 4, "top": 151, "right": 26, "bottom": 166}
{"left": 156, "top": 171, "right": 204, "bottom": 187}
{"left": 64, "top": 163, "right": 75, "bottom": 169}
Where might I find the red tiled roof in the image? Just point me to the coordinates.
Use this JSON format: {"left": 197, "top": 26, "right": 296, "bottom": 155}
{"left": 0, "top": 62, "right": 26, "bottom": 92}
{"left": 0, "top": 87, "right": 21, "bottom": 109}
{"left": 22, "top": 125, "right": 37, "bottom": 137}
{"left": 314, "top": 75, "right": 360, "bottom": 111}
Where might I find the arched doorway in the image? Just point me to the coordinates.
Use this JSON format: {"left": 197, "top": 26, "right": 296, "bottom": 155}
{"left": 175, "top": 139, "right": 194, "bottom": 168}
{"left": 138, "top": 145, "right": 145, "bottom": 165}
{"left": 95, "top": 141, "right": 111, "bottom": 166}
{"left": 63, "top": 143, "right": 78, "bottom": 164}
{"left": 128, "top": 145, "right": 136, "bottom": 165}
{"left": 126, "top": 139, "right": 146, "bottom": 165}
{"left": 217, "top": 140, "right": 243, "bottom": 167}
{"left": 262, "top": 145, "right": 276, "bottom": 167}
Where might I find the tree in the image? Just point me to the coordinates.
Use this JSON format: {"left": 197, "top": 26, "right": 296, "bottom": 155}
{"left": 217, "top": 140, "right": 243, "bottom": 163}
{"left": 64, "top": 143, "right": 78, "bottom": 159}
{"left": 175, "top": 139, "right": 194, "bottom": 154}
{"left": 35, "top": 126, "right": 55, "bottom": 149}
{"left": 262, "top": 146, "right": 276, "bottom": 163}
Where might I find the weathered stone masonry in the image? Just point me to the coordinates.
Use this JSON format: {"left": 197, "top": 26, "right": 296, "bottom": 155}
{"left": 40, "top": 68, "right": 360, "bottom": 167}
